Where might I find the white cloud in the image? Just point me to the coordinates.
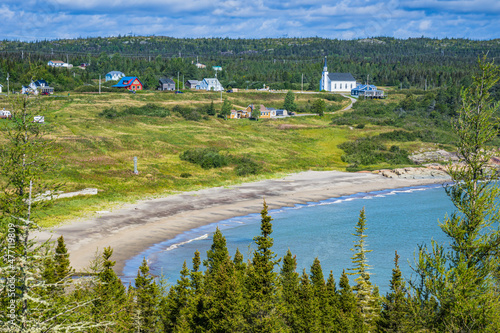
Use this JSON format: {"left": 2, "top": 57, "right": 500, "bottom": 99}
{"left": 0, "top": 0, "right": 498, "bottom": 40}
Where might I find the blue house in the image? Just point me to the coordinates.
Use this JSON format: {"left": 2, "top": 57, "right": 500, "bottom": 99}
{"left": 351, "top": 84, "right": 384, "bottom": 98}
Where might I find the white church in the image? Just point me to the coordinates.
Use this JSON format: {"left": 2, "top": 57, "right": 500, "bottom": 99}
{"left": 320, "top": 57, "right": 357, "bottom": 93}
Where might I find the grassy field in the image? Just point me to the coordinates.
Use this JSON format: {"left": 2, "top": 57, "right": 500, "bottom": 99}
{"left": 0, "top": 89, "right": 419, "bottom": 227}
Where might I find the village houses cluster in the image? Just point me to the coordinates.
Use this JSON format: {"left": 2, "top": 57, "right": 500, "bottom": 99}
{"left": 10, "top": 58, "right": 383, "bottom": 115}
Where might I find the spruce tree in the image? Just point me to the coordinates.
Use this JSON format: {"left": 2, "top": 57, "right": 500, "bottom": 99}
{"left": 379, "top": 251, "right": 413, "bottom": 332}
{"left": 297, "top": 269, "right": 321, "bottom": 332}
{"left": 92, "top": 247, "right": 131, "bottom": 331}
{"left": 415, "top": 56, "right": 500, "bottom": 332}
{"left": 54, "top": 235, "right": 72, "bottom": 282}
{"left": 349, "top": 207, "right": 378, "bottom": 330}
{"left": 280, "top": 249, "right": 300, "bottom": 330}
{"left": 338, "top": 270, "right": 362, "bottom": 332}
{"left": 133, "top": 257, "right": 161, "bottom": 332}
{"left": 283, "top": 90, "right": 297, "bottom": 112}
{"left": 220, "top": 98, "right": 232, "bottom": 119}
{"left": 245, "top": 200, "right": 284, "bottom": 331}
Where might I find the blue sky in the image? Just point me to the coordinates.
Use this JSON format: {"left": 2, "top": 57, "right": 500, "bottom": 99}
{"left": 1, "top": 0, "right": 499, "bottom": 41}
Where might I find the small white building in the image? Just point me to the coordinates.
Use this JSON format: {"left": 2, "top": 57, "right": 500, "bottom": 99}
{"left": 0, "top": 83, "right": 3, "bottom": 93}
{"left": 105, "top": 71, "right": 126, "bottom": 82}
{"left": 48, "top": 60, "right": 72, "bottom": 68}
{"left": 196, "top": 78, "right": 224, "bottom": 91}
{"left": 320, "top": 57, "right": 357, "bottom": 93}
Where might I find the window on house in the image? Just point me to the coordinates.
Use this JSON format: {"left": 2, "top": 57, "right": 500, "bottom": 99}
{"left": 334, "top": 84, "right": 337, "bottom": 89}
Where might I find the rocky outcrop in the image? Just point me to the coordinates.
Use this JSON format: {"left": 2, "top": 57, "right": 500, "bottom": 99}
{"left": 375, "top": 166, "right": 451, "bottom": 180}
{"left": 409, "top": 149, "right": 459, "bottom": 164}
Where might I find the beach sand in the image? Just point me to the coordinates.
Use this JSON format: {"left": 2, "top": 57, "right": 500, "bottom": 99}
{"left": 33, "top": 170, "right": 449, "bottom": 274}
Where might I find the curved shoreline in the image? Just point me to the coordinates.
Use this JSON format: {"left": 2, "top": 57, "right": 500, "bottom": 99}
{"left": 33, "top": 170, "right": 449, "bottom": 274}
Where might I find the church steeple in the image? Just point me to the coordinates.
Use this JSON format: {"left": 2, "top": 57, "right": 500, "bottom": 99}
{"left": 320, "top": 56, "right": 329, "bottom": 91}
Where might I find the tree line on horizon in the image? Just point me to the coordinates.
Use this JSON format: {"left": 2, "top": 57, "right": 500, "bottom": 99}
{"left": 1, "top": 57, "right": 500, "bottom": 332}
{"left": 0, "top": 36, "right": 499, "bottom": 92}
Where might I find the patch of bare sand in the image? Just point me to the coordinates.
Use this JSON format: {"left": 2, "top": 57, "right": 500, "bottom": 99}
{"left": 33, "top": 170, "right": 447, "bottom": 275}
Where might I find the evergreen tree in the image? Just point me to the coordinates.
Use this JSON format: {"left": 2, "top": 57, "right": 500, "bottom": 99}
{"left": 92, "top": 247, "right": 131, "bottom": 331}
{"left": 349, "top": 207, "right": 378, "bottom": 330}
{"left": 280, "top": 249, "right": 300, "bottom": 330}
{"left": 379, "top": 251, "right": 413, "bottom": 332}
{"left": 133, "top": 258, "right": 161, "bottom": 332}
{"left": 207, "top": 100, "right": 216, "bottom": 116}
{"left": 162, "top": 261, "right": 191, "bottom": 332}
{"left": 220, "top": 98, "right": 232, "bottom": 119}
{"left": 296, "top": 269, "right": 321, "bottom": 332}
{"left": 54, "top": 235, "right": 72, "bottom": 282}
{"left": 338, "top": 269, "right": 362, "bottom": 332}
{"left": 312, "top": 98, "right": 326, "bottom": 116}
{"left": 283, "top": 90, "right": 297, "bottom": 112}
{"left": 203, "top": 227, "right": 229, "bottom": 273}
{"left": 414, "top": 56, "right": 500, "bottom": 332}
{"left": 245, "top": 200, "right": 284, "bottom": 331}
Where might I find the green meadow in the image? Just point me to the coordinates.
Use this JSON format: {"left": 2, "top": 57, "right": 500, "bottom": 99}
{"left": 0, "top": 90, "right": 421, "bottom": 226}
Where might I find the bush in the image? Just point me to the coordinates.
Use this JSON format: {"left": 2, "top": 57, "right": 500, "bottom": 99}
{"left": 180, "top": 173, "right": 192, "bottom": 178}
{"left": 234, "top": 157, "right": 261, "bottom": 176}
{"left": 180, "top": 148, "right": 229, "bottom": 169}
{"left": 99, "top": 107, "right": 119, "bottom": 119}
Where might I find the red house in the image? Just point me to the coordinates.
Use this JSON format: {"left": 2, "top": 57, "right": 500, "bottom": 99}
{"left": 112, "top": 76, "right": 143, "bottom": 91}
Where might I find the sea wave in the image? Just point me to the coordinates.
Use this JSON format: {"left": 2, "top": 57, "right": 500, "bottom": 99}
{"left": 165, "top": 233, "right": 209, "bottom": 251}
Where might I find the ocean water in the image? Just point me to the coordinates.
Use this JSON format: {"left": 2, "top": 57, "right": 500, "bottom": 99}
{"left": 122, "top": 184, "right": 455, "bottom": 294}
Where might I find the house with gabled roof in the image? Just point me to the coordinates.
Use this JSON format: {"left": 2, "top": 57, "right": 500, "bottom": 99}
{"left": 158, "top": 77, "right": 176, "bottom": 91}
{"left": 351, "top": 84, "right": 384, "bottom": 98}
{"left": 186, "top": 80, "right": 199, "bottom": 89}
{"left": 48, "top": 60, "right": 72, "bottom": 68}
{"left": 320, "top": 57, "right": 357, "bottom": 93}
{"left": 196, "top": 78, "right": 223, "bottom": 91}
{"left": 112, "top": 77, "right": 143, "bottom": 91}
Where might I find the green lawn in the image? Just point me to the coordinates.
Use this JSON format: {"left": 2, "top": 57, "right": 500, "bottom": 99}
{"left": 0, "top": 90, "right": 414, "bottom": 227}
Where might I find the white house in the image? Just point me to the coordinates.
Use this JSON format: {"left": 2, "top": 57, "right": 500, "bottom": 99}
{"left": 196, "top": 78, "right": 224, "bottom": 91}
{"left": 0, "top": 83, "right": 3, "bottom": 93}
{"left": 48, "top": 60, "right": 72, "bottom": 68}
{"left": 320, "top": 57, "right": 357, "bottom": 93}
{"left": 105, "top": 71, "right": 126, "bottom": 82}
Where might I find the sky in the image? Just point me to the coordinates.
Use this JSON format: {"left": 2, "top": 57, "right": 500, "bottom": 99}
{"left": 1, "top": 0, "right": 499, "bottom": 41}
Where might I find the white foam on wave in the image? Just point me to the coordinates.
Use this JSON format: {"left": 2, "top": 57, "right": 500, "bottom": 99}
{"left": 165, "top": 233, "right": 209, "bottom": 251}
{"left": 375, "top": 195, "right": 385, "bottom": 198}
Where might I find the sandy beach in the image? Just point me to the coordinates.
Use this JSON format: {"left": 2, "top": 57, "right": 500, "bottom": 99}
{"left": 34, "top": 170, "right": 449, "bottom": 274}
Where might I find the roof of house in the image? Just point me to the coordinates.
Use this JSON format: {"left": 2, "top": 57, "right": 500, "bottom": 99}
{"left": 112, "top": 76, "right": 142, "bottom": 88}
{"left": 352, "top": 84, "right": 380, "bottom": 91}
{"left": 106, "top": 71, "right": 125, "bottom": 76}
{"left": 202, "top": 78, "right": 221, "bottom": 85}
{"left": 187, "top": 80, "right": 199, "bottom": 84}
{"left": 34, "top": 79, "right": 49, "bottom": 87}
{"left": 159, "top": 77, "right": 175, "bottom": 85}
{"left": 328, "top": 73, "right": 356, "bottom": 82}
{"left": 50, "top": 60, "right": 64, "bottom": 63}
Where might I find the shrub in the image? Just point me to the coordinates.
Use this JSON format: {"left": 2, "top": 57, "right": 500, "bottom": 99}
{"left": 99, "top": 107, "right": 119, "bottom": 119}
{"left": 234, "top": 157, "right": 261, "bottom": 176}
{"left": 180, "top": 173, "right": 192, "bottom": 178}
{"left": 180, "top": 148, "right": 229, "bottom": 169}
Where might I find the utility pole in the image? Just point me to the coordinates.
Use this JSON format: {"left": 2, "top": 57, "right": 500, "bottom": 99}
{"left": 425, "top": 78, "right": 427, "bottom": 91}
{"left": 22, "top": 50, "right": 24, "bottom": 60}
{"left": 66, "top": 54, "right": 69, "bottom": 64}
{"left": 367, "top": 74, "right": 369, "bottom": 85}
{"left": 6, "top": 73, "right": 9, "bottom": 95}
{"left": 99, "top": 75, "right": 101, "bottom": 94}
{"left": 301, "top": 73, "right": 303, "bottom": 92}
{"left": 177, "top": 72, "right": 179, "bottom": 91}
{"left": 182, "top": 75, "right": 185, "bottom": 89}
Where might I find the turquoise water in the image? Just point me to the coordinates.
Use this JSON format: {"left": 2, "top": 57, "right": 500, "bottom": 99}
{"left": 122, "top": 184, "right": 455, "bottom": 294}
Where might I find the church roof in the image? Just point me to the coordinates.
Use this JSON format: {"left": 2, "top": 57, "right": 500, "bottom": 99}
{"left": 328, "top": 73, "right": 356, "bottom": 82}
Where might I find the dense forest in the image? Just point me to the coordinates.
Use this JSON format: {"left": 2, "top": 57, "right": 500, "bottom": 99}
{"left": 0, "top": 36, "right": 499, "bottom": 91}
